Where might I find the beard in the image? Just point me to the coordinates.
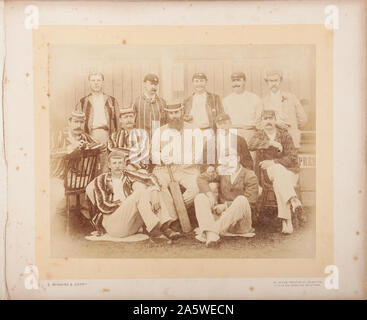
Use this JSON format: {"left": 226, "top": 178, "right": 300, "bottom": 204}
{"left": 168, "top": 118, "right": 184, "bottom": 131}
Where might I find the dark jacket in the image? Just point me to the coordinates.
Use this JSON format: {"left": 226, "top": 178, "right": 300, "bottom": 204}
{"left": 183, "top": 92, "right": 224, "bottom": 129}
{"left": 133, "top": 94, "right": 167, "bottom": 136}
{"left": 93, "top": 170, "right": 161, "bottom": 215}
{"left": 197, "top": 165, "right": 259, "bottom": 206}
{"left": 75, "top": 93, "right": 120, "bottom": 135}
{"left": 248, "top": 128, "right": 299, "bottom": 174}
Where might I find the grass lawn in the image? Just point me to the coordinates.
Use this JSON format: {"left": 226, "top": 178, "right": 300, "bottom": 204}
{"left": 51, "top": 207, "right": 315, "bottom": 259}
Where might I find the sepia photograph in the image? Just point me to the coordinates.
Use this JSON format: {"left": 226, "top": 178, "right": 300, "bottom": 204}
{"left": 49, "top": 44, "right": 316, "bottom": 259}
{"left": 3, "top": 0, "right": 366, "bottom": 301}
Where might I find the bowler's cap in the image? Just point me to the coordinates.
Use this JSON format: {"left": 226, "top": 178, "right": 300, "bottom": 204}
{"left": 264, "top": 69, "right": 283, "bottom": 80}
{"left": 69, "top": 111, "right": 86, "bottom": 121}
{"left": 164, "top": 102, "right": 184, "bottom": 112}
{"left": 144, "top": 73, "right": 159, "bottom": 84}
{"left": 119, "top": 106, "right": 135, "bottom": 116}
{"left": 231, "top": 72, "right": 246, "bottom": 80}
{"left": 261, "top": 110, "right": 276, "bottom": 118}
{"left": 216, "top": 113, "right": 231, "bottom": 123}
{"left": 192, "top": 72, "right": 207, "bottom": 81}
{"left": 108, "top": 150, "right": 127, "bottom": 161}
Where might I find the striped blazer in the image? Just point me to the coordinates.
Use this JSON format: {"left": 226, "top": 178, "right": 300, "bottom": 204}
{"left": 50, "top": 130, "right": 101, "bottom": 179}
{"left": 75, "top": 93, "right": 120, "bottom": 135}
{"left": 93, "top": 170, "right": 161, "bottom": 215}
{"left": 183, "top": 92, "right": 224, "bottom": 129}
{"left": 107, "top": 128, "right": 150, "bottom": 170}
{"left": 133, "top": 94, "right": 167, "bottom": 136}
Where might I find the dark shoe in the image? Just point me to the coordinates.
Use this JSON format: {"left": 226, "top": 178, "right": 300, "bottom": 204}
{"left": 205, "top": 239, "right": 220, "bottom": 248}
{"left": 149, "top": 223, "right": 164, "bottom": 239}
{"left": 169, "top": 220, "right": 182, "bottom": 233}
{"left": 162, "top": 227, "right": 182, "bottom": 240}
{"left": 290, "top": 197, "right": 303, "bottom": 215}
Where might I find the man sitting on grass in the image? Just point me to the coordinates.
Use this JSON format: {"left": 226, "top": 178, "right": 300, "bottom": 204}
{"left": 194, "top": 149, "right": 259, "bottom": 248}
{"left": 90, "top": 151, "right": 180, "bottom": 240}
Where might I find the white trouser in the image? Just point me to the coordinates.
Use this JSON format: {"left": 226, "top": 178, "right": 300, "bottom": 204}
{"left": 101, "top": 188, "right": 175, "bottom": 238}
{"left": 266, "top": 163, "right": 299, "bottom": 220}
{"left": 153, "top": 165, "right": 200, "bottom": 206}
{"left": 194, "top": 194, "right": 252, "bottom": 236}
{"left": 50, "top": 177, "right": 66, "bottom": 216}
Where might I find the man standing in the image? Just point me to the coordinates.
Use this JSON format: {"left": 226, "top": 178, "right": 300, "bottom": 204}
{"left": 92, "top": 151, "right": 180, "bottom": 240}
{"left": 133, "top": 73, "right": 167, "bottom": 138}
{"left": 260, "top": 69, "right": 307, "bottom": 148}
{"left": 50, "top": 111, "right": 103, "bottom": 219}
{"left": 194, "top": 149, "right": 258, "bottom": 247}
{"left": 248, "top": 110, "right": 303, "bottom": 234}
{"left": 183, "top": 73, "right": 223, "bottom": 130}
{"left": 107, "top": 106, "right": 150, "bottom": 171}
{"left": 152, "top": 102, "right": 200, "bottom": 207}
{"left": 75, "top": 72, "right": 120, "bottom": 171}
{"left": 222, "top": 72, "right": 261, "bottom": 142}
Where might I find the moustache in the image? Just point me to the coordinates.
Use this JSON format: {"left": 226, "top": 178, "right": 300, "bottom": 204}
{"left": 232, "top": 85, "right": 241, "bottom": 88}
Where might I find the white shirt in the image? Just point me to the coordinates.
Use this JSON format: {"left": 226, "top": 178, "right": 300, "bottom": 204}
{"left": 268, "top": 90, "right": 282, "bottom": 114}
{"left": 112, "top": 177, "right": 124, "bottom": 201}
{"left": 265, "top": 131, "right": 276, "bottom": 142}
{"left": 223, "top": 91, "right": 261, "bottom": 126}
{"left": 230, "top": 166, "right": 242, "bottom": 185}
{"left": 191, "top": 92, "right": 210, "bottom": 128}
{"left": 91, "top": 94, "right": 108, "bottom": 128}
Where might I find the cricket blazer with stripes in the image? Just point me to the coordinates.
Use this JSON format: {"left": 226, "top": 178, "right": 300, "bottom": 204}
{"left": 50, "top": 130, "right": 101, "bottom": 179}
{"left": 75, "top": 93, "right": 120, "bottom": 135}
{"left": 133, "top": 94, "right": 167, "bottom": 136}
{"left": 93, "top": 170, "right": 161, "bottom": 215}
{"left": 183, "top": 92, "right": 224, "bottom": 129}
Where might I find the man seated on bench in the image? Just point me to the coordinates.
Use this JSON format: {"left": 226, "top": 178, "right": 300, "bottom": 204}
{"left": 194, "top": 148, "right": 258, "bottom": 248}
{"left": 50, "top": 111, "right": 104, "bottom": 220}
{"left": 248, "top": 110, "right": 303, "bottom": 234}
{"left": 89, "top": 150, "right": 180, "bottom": 240}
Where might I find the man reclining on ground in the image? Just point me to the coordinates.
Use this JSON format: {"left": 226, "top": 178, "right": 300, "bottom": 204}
{"left": 89, "top": 150, "right": 180, "bottom": 240}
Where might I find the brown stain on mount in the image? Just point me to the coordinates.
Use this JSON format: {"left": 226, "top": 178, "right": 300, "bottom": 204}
{"left": 122, "top": 39, "right": 126, "bottom": 45}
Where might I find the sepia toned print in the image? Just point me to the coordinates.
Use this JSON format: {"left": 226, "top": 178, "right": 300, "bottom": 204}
{"left": 49, "top": 42, "right": 316, "bottom": 258}
{"left": 34, "top": 25, "right": 332, "bottom": 280}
